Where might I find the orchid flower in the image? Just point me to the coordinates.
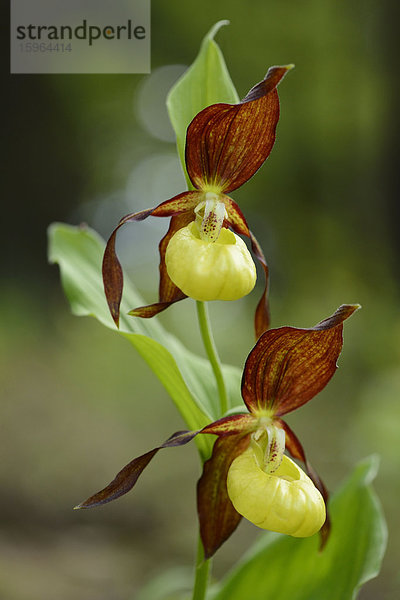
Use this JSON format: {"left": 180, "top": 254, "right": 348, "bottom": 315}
{"left": 103, "top": 65, "right": 293, "bottom": 338}
{"left": 75, "top": 304, "right": 359, "bottom": 558}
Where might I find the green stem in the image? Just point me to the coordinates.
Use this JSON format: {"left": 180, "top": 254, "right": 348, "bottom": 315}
{"left": 192, "top": 301, "right": 225, "bottom": 598}
{"left": 196, "top": 300, "right": 228, "bottom": 416}
{"left": 192, "top": 535, "right": 211, "bottom": 600}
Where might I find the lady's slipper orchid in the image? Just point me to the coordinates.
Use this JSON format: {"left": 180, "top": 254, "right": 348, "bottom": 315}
{"left": 103, "top": 65, "right": 293, "bottom": 338}
{"left": 75, "top": 304, "right": 359, "bottom": 557}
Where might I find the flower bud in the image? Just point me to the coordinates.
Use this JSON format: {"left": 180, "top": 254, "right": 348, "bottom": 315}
{"left": 165, "top": 222, "right": 256, "bottom": 301}
{"left": 227, "top": 448, "right": 326, "bottom": 537}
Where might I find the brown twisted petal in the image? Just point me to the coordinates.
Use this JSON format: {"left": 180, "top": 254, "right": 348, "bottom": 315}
{"left": 197, "top": 434, "right": 251, "bottom": 558}
{"left": 102, "top": 208, "right": 152, "bottom": 327}
{"left": 277, "top": 418, "right": 330, "bottom": 549}
{"left": 241, "top": 305, "right": 361, "bottom": 415}
{"left": 75, "top": 417, "right": 259, "bottom": 555}
{"left": 224, "top": 196, "right": 270, "bottom": 336}
{"left": 102, "top": 191, "right": 202, "bottom": 326}
{"left": 200, "top": 413, "right": 257, "bottom": 437}
{"left": 75, "top": 411, "right": 256, "bottom": 510}
{"left": 74, "top": 411, "right": 256, "bottom": 509}
{"left": 185, "top": 66, "right": 292, "bottom": 193}
{"left": 75, "top": 430, "right": 198, "bottom": 509}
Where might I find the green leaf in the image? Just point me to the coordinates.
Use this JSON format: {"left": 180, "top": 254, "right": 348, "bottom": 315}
{"left": 167, "top": 20, "right": 239, "bottom": 186}
{"left": 211, "top": 456, "right": 387, "bottom": 600}
{"left": 48, "top": 223, "right": 242, "bottom": 457}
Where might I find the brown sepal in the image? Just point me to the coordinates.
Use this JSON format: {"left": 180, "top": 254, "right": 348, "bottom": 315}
{"left": 277, "top": 418, "right": 330, "bottom": 549}
{"left": 102, "top": 192, "right": 202, "bottom": 326}
{"left": 75, "top": 430, "right": 197, "bottom": 509}
{"left": 241, "top": 65, "right": 293, "bottom": 103}
{"left": 224, "top": 196, "right": 270, "bottom": 337}
{"left": 129, "top": 211, "right": 199, "bottom": 318}
{"left": 185, "top": 66, "right": 292, "bottom": 194}
{"left": 250, "top": 232, "right": 270, "bottom": 338}
{"left": 241, "top": 304, "right": 360, "bottom": 415}
{"left": 102, "top": 227, "right": 123, "bottom": 328}
{"left": 158, "top": 212, "right": 194, "bottom": 303}
{"left": 128, "top": 299, "right": 185, "bottom": 319}
{"left": 197, "top": 434, "right": 251, "bottom": 558}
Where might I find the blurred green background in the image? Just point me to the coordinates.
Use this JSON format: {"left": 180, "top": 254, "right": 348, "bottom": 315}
{"left": 2, "top": 1, "right": 399, "bottom": 598}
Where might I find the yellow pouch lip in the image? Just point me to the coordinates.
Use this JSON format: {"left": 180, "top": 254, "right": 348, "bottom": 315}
{"left": 227, "top": 449, "right": 326, "bottom": 537}
{"left": 165, "top": 222, "right": 256, "bottom": 301}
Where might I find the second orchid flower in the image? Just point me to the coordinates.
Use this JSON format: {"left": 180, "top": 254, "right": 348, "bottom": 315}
{"left": 75, "top": 304, "right": 359, "bottom": 558}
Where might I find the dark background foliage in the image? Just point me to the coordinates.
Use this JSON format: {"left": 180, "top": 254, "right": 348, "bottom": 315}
{"left": 2, "top": 1, "right": 399, "bottom": 598}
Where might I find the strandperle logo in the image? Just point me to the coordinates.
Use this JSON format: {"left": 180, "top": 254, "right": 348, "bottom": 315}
{"left": 15, "top": 19, "right": 146, "bottom": 46}
{"left": 11, "top": 0, "right": 150, "bottom": 74}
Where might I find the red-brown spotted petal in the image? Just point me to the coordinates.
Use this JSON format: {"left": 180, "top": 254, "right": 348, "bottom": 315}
{"left": 185, "top": 65, "right": 292, "bottom": 193}
{"left": 277, "top": 418, "right": 330, "bottom": 548}
{"left": 197, "top": 434, "right": 251, "bottom": 558}
{"left": 224, "top": 197, "right": 270, "bottom": 336}
{"left": 102, "top": 192, "right": 202, "bottom": 326}
{"left": 200, "top": 414, "right": 256, "bottom": 437}
{"left": 241, "top": 305, "right": 360, "bottom": 415}
{"left": 75, "top": 430, "right": 198, "bottom": 509}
